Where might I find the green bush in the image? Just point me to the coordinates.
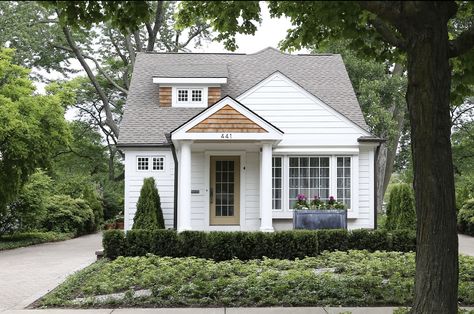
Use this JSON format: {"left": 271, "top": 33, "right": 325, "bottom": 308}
{"left": 458, "top": 199, "right": 474, "bottom": 236}
{"left": 0, "top": 231, "right": 73, "bottom": 250}
{"left": 102, "top": 229, "right": 126, "bottom": 259}
{"left": 132, "top": 177, "right": 165, "bottom": 230}
{"left": 103, "top": 229, "right": 416, "bottom": 260}
{"left": 386, "top": 183, "right": 416, "bottom": 231}
{"left": 82, "top": 185, "right": 104, "bottom": 229}
{"left": 43, "top": 195, "right": 95, "bottom": 236}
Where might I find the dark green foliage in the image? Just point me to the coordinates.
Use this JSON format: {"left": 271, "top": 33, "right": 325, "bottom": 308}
{"left": 458, "top": 199, "right": 474, "bottom": 236}
{"left": 43, "top": 195, "right": 95, "bottom": 236}
{"left": 103, "top": 229, "right": 416, "bottom": 260}
{"left": 317, "top": 229, "right": 349, "bottom": 252}
{"left": 0, "top": 231, "right": 73, "bottom": 251}
{"left": 102, "top": 230, "right": 126, "bottom": 259}
{"left": 386, "top": 183, "right": 416, "bottom": 231}
{"left": 40, "top": 251, "right": 474, "bottom": 308}
{"left": 82, "top": 185, "right": 104, "bottom": 229}
{"left": 348, "top": 229, "right": 390, "bottom": 252}
{"left": 132, "top": 178, "right": 164, "bottom": 230}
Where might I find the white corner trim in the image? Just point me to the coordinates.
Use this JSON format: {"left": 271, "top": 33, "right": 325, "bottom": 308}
{"left": 237, "top": 71, "right": 372, "bottom": 137}
{"left": 153, "top": 77, "right": 227, "bottom": 84}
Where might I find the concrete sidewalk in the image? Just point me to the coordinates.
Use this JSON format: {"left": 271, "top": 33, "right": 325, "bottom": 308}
{"left": 459, "top": 234, "right": 474, "bottom": 256}
{"left": 0, "top": 233, "right": 102, "bottom": 312}
{"left": 0, "top": 307, "right": 401, "bottom": 314}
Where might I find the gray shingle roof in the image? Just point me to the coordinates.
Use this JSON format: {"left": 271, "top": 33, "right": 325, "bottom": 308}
{"left": 118, "top": 47, "right": 369, "bottom": 146}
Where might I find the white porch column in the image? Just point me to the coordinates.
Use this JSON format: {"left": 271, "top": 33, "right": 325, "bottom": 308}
{"left": 178, "top": 141, "right": 192, "bottom": 232}
{"left": 260, "top": 142, "right": 274, "bottom": 232}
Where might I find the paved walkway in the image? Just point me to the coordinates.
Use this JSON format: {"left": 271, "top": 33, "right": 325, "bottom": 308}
{"left": 0, "top": 233, "right": 102, "bottom": 312}
{"left": 459, "top": 234, "right": 474, "bottom": 256}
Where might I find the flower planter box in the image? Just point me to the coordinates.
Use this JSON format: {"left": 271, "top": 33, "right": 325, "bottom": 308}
{"left": 293, "top": 209, "right": 347, "bottom": 230}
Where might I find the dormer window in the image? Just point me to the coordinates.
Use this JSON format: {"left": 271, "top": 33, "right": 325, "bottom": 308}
{"left": 172, "top": 86, "right": 208, "bottom": 107}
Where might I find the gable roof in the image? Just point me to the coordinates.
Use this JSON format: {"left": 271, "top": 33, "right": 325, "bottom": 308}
{"left": 171, "top": 95, "right": 283, "bottom": 142}
{"left": 118, "top": 47, "right": 369, "bottom": 146}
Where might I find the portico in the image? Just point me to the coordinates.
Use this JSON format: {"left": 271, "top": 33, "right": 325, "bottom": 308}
{"left": 171, "top": 96, "right": 283, "bottom": 232}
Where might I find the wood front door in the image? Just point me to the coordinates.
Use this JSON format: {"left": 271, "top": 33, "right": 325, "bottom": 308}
{"left": 210, "top": 156, "right": 240, "bottom": 225}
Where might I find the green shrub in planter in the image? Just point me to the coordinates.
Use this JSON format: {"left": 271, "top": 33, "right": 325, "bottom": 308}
{"left": 132, "top": 177, "right": 165, "bottom": 230}
{"left": 386, "top": 183, "right": 416, "bottom": 231}
{"left": 102, "top": 230, "right": 126, "bottom": 259}
{"left": 458, "top": 199, "right": 474, "bottom": 236}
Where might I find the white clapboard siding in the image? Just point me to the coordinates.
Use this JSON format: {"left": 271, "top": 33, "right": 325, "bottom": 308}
{"left": 244, "top": 152, "right": 261, "bottom": 230}
{"left": 123, "top": 148, "right": 175, "bottom": 230}
{"left": 238, "top": 73, "right": 370, "bottom": 147}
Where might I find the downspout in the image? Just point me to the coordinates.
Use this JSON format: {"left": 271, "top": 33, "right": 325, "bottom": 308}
{"left": 374, "top": 144, "right": 381, "bottom": 230}
{"left": 166, "top": 133, "right": 179, "bottom": 230}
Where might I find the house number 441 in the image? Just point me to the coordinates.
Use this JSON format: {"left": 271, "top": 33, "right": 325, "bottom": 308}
{"left": 221, "top": 133, "right": 232, "bottom": 139}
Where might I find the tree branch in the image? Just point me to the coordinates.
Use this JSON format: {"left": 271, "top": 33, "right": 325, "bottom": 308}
{"left": 134, "top": 30, "right": 143, "bottom": 52}
{"left": 370, "top": 17, "right": 406, "bottom": 50}
{"left": 107, "top": 29, "right": 128, "bottom": 65}
{"left": 146, "top": 1, "right": 165, "bottom": 52}
{"left": 358, "top": 1, "right": 401, "bottom": 25}
{"left": 449, "top": 25, "right": 474, "bottom": 58}
{"left": 52, "top": 44, "right": 128, "bottom": 95}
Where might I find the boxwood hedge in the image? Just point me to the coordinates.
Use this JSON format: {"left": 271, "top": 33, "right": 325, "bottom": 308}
{"left": 103, "top": 228, "right": 416, "bottom": 260}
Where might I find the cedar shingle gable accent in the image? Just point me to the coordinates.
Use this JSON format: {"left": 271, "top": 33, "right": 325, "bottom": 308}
{"left": 208, "top": 87, "right": 221, "bottom": 106}
{"left": 159, "top": 87, "right": 171, "bottom": 107}
{"left": 187, "top": 105, "right": 267, "bottom": 133}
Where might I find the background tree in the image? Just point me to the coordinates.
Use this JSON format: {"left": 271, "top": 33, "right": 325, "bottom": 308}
{"left": 175, "top": 1, "right": 474, "bottom": 312}
{"left": 0, "top": 48, "right": 69, "bottom": 212}
{"left": 133, "top": 177, "right": 165, "bottom": 230}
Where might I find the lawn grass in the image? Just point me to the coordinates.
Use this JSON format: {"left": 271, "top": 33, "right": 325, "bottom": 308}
{"left": 38, "top": 250, "right": 474, "bottom": 308}
{"left": 0, "top": 231, "right": 74, "bottom": 251}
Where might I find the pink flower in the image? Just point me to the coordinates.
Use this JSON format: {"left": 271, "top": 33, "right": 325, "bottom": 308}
{"left": 297, "top": 194, "right": 306, "bottom": 201}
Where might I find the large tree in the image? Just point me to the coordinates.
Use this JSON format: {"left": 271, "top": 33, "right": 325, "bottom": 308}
{"left": 175, "top": 1, "right": 474, "bottom": 313}
{"left": 0, "top": 48, "right": 69, "bottom": 211}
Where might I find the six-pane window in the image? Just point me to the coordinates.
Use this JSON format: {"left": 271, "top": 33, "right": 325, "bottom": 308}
{"left": 137, "top": 157, "right": 149, "bottom": 171}
{"left": 337, "top": 157, "right": 351, "bottom": 209}
{"left": 272, "top": 157, "right": 282, "bottom": 210}
{"left": 177, "top": 88, "right": 203, "bottom": 103}
{"left": 137, "top": 156, "right": 164, "bottom": 171}
{"left": 289, "top": 157, "right": 330, "bottom": 208}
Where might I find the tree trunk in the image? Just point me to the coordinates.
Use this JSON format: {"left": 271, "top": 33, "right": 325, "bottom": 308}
{"left": 406, "top": 13, "right": 458, "bottom": 314}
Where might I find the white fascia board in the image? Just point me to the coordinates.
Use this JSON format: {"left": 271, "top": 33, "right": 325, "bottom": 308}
{"left": 171, "top": 96, "right": 283, "bottom": 141}
{"left": 153, "top": 77, "right": 227, "bottom": 84}
{"left": 237, "top": 71, "right": 372, "bottom": 137}
{"left": 273, "top": 146, "right": 360, "bottom": 154}
{"left": 173, "top": 132, "right": 283, "bottom": 141}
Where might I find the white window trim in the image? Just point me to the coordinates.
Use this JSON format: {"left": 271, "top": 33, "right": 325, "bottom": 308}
{"left": 271, "top": 155, "right": 359, "bottom": 219}
{"left": 136, "top": 156, "right": 165, "bottom": 172}
{"left": 172, "top": 86, "right": 208, "bottom": 108}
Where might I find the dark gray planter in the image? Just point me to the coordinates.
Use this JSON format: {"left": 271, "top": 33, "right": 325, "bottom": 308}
{"left": 293, "top": 209, "right": 347, "bottom": 230}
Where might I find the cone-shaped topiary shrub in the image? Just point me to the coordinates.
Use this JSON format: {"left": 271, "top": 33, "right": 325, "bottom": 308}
{"left": 132, "top": 177, "right": 165, "bottom": 230}
{"left": 386, "top": 183, "right": 416, "bottom": 231}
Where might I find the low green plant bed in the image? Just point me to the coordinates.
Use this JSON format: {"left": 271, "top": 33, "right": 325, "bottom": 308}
{"left": 0, "top": 232, "right": 74, "bottom": 251}
{"left": 39, "top": 250, "right": 474, "bottom": 308}
{"left": 103, "top": 229, "right": 416, "bottom": 260}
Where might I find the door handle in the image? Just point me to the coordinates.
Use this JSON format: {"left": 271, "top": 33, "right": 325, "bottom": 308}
{"left": 210, "top": 187, "right": 213, "bottom": 204}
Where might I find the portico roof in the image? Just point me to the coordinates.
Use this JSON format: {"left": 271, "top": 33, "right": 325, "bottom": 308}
{"left": 171, "top": 96, "right": 283, "bottom": 143}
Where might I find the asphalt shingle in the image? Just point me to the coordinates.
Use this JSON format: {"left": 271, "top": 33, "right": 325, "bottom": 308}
{"left": 118, "top": 47, "right": 369, "bottom": 145}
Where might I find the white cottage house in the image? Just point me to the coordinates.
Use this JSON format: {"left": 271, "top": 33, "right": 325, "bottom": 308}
{"left": 118, "top": 47, "right": 382, "bottom": 232}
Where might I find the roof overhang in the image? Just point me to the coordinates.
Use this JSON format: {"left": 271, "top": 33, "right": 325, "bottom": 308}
{"left": 171, "top": 96, "right": 283, "bottom": 144}
{"left": 153, "top": 77, "right": 228, "bottom": 84}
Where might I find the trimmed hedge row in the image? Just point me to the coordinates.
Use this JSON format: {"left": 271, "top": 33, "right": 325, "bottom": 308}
{"left": 103, "top": 229, "right": 416, "bottom": 260}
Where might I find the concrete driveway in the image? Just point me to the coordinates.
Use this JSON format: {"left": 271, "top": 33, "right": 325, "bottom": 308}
{"left": 459, "top": 234, "right": 474, "bottom": 256}
{"left": 0, "top": 233, "right": 102, "bottom": 312}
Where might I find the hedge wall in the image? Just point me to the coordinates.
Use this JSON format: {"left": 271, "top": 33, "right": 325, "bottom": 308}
{"left": 103, "top": 229, "right": 416, "bottom": 260}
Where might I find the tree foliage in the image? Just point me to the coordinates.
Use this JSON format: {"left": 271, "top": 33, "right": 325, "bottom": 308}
{"left": 133, "top": 177, "right": 165, "bottom": 230}
{"left": 0, "top": 48, "right": 69, "bottom": 211}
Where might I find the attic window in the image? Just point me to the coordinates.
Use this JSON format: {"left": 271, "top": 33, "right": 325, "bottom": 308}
{"left": 172, "top": 87, "right": 207, "bottom": 108}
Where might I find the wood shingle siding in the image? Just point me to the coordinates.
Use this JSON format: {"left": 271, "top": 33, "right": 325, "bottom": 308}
{"left": 159, "top": 87, "right": 172, "bottom": 107}
{"left": 208, "top": 87, "right": 221, "bottom": 106}
{"left": 188, "top": 105, "right": 267, "bottom": 133}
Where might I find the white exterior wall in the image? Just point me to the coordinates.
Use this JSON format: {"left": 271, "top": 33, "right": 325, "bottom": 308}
{"left": 123, "top": 147, "right": 175, "bottom": 230}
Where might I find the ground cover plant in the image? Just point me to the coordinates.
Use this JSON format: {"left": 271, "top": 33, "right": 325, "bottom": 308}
{"left": 39, "top": 250, "right": 474, "bottom": 308}
{"left": 0, "top": 232, "right": 73, "bottom": 251}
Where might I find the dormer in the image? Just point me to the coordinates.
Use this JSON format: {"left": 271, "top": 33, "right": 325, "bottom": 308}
{"left": 153, "top": 64, "right": 227, "bottom": 108}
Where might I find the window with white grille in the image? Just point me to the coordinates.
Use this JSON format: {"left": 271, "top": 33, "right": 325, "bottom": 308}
{"left": 152, "top": 157, "right": 164, "bottom": 171}
{"left": 137, "top": 156, "right": 165, "bottom": 171}
{"left": 337, "top": 157, "right": 351, "bottom": 209}
{"left": 173, "top": 87, "right": 207, "bottom": 107}
{"left": 137, "top": 157, "right": 149, "bottom": 171}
